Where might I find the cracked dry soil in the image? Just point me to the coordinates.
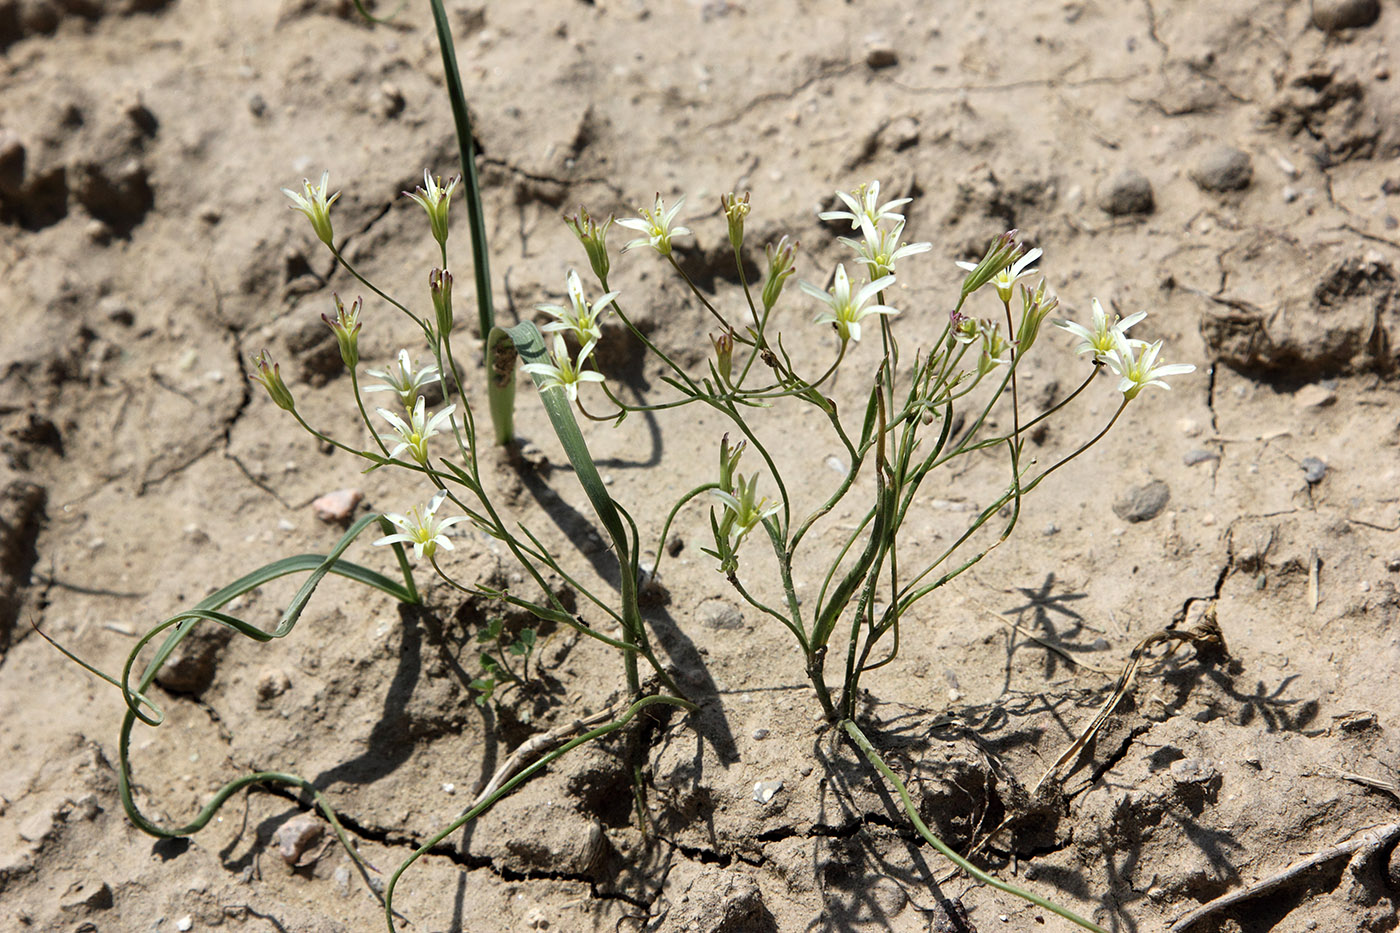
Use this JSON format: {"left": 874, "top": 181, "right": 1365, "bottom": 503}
{"left": 3, "top": 1, "right": 1400, "bottom": 931}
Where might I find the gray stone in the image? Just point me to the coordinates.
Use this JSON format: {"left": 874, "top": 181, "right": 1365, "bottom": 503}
{"left": 1112, "top": 480, "right": 1170, "bottom": 523}
{"left": 1312, "top": 0, "right": 1379, "bottom": 31}
{"left": 1170, "top": 757, "right": 1218, "bottom": 785}
{"left": 1301, "top": 457, "right": 1328, "bottom": 484}
{"left": 1191, "top": 147, "right": 1253, "bottom": 192}
{"left": 1097, "top": 168, "right": 1154, "bottom": 216}
{"left": 697, "top": 598, "right": 744, "bottom": 630}
{"left": 1183, "top": 449, "right": 1219, "bottom": 466}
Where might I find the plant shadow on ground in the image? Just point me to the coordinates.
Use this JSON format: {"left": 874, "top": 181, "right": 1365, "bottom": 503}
{"left": 806, "top": 722, "right": 1086, "bottom": 933}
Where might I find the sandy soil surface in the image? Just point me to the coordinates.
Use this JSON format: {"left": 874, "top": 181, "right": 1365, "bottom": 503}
{"left": 3, "top": 1, "right": 1400, "bottom": 931}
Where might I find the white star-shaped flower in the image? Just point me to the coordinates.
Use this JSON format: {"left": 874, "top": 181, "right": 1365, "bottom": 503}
{"left": 818, "top": 180, "right": 912, "bottom": 230}
{"left": 377, "top": 396, "right": 455, "bottom": 465}
{"left": 1053, "top": 298, "right": 1146, "bottom": 360}
{"left": 281, "top": 171, "right": 339, "bottom": 247}
{"left": 538, "top": 269, "right": 617, "bottom": 347}
{"left": 839, "top": 215, "right": 932, "bottom": 279}
{"left": 364, "top": 349, "right": 442, "bottom": 410}
{"left": 522, "top": 334, "right": 606, "bottom": 403}
{"left": 617, "top": 194, "right": 691, "bottom": 256}
{"left": 957, "top": 247, "right": 1043, "bottom": 305}
{"left": 373, "top": 490, "right": 466, "bottom": 560}
{"left": 1104, "top": 333, "right": 1195, "bottom": 401}
{"left": 798, "top": 264, "right": 898, "bottom": 343}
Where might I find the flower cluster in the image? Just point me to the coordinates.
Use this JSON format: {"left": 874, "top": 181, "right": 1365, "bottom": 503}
{"left": 1055, "top": 298, "right": 1194, "bottom": 400}
{"left": 803, "top": 180, "right": 931, "bottom": 344}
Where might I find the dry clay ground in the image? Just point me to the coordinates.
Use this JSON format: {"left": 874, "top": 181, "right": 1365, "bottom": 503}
{"left": 3, "top": 0, "right": 1400, "bottom": 931}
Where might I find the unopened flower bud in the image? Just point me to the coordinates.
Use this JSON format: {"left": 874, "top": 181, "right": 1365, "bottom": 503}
{"left": 976, "top": 322, "right": 1010, "bottom": 377}
{"left": 430, "top": 268, "right": 454, "bottom": 339}
{"left": 710, "top": 330, "right": 735, "bottom": 384}
{"left": 762, "top": 236, "right": 798, "bottom": 313}
{"left": 321, "top": 294, "right": 362, "bottom": 369}
{"left": 721, "top": 191, "right": 750, "bottom": 251}
{"left": 959, "top": 229, "right": 1024, "bottom": 299}
{"left": 565, "top": 207, "right": 613, "bottom": 283}
{"left": 949, "top": 309, "right": 979, "bottom": 347}
{"left": 250, "top": 350, "right": 296, "bottom": 411}
{"left": 718, "top": 433, "right": 745, "bottom": 492}
{"left": 1016, "top": 279, "right": 1058, "bottom": 353}
{"left": 404, "top": 170, "right": 459, "bottom": 249}
{"left": 281, "top": 171, "right": 339, "bottom": 249}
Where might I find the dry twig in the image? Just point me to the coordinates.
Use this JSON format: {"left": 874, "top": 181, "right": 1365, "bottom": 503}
{"left": 1167, "top": 822, "right": 1400, "bottom": 932}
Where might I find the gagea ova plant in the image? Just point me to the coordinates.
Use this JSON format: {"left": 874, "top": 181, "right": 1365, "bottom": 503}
{"left": 252, "top": 167, "right": 1191, "bottom": 929}
{"left": 55, "top": 7, "right": 1200, "bottom": 931}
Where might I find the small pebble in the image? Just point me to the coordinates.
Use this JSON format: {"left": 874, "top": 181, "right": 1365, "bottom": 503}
{"left": 442, "top": 783, "right": 455, "bottom": 794}
{"left": 177, "top": 917, "right": 193, "bottom": 932}
{"left": 277, "top": 519, "right": 295, "bottom": 532}
{"left": 311, "top": 488, "right": 362, "bottom": 523}
{"left": 1294, "top": 384, "right": 1335, "bottom": 408}
{"left": 274, "top": 814, "right": 325, "bottom": 866}
{"left": 752, "top": 780, "right": 783, "bottom": 804}
{"left": 697, "top": 599, "right": 745, "bottom": 630}
{"left": 1183, "top": 449, "right": 1219, "bottom": 466}
{"left": 1190, "top": 146, "right": 1253, "bottom": 192}
{"left": 1272, "top": 150, "right": 1301, "bottom": 179}
{"left": 1301, "top": 457, "right": 1327, "bottom": 484}
{"left": 863, "top": 35, "right": 898, "bottom": 68}
{"left": 825, "top": 455, "right": 848, "bottom": 475}
{"left": 1282, "top": 186, "right": 1301, "bottom": 204}
{"left": 1043, "top": 523, "right": 1060, "bottom": 536}
{"left": 256, "top": 668, "right": 291, "bottom": 701}
{"left": 1097, "top": 168, "right": 1154, "bottom": 216}
{"left": 1311, "top": 0, "right": 1380, "bottom": 31}
{"left": 752, "top": 728, "right": 769, "bottom": 740}
{"left": 1201, "top": 513, "right": 1217, "bottom": 526}
{"left": 1112, "top": 480, "right": 1170, "bottom": 523}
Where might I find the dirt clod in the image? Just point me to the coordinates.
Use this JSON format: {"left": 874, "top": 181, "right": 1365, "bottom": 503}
{"left": 1312, "top": 0, "right": 1380, "bottom": 31}
{"left": 1191, "top": 146, "right": 1254, "bottom": 192}
{"left": 1113, "top": 479, "right": 1170, "bottom": 523}
{"left": 1098, "top": 168, "right": 1154, "bottom": 216}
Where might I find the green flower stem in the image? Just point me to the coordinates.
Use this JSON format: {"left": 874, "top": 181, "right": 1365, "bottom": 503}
{"left": 383, "top": 694, "right": 694, "bottom": 933}
{"left": 598, "top": 290, "right": 703, "bottom": 395}
{"left": 428, "top": 556, "right": 641, "bottom": 655}
{"left": 504, "top": 321, "right": 682, "bottom": 701}
{"left": 327, "top": 245, "right": 430, "bottom": 340}
{"left": 650, "top": 482, "right": 722, "bottom": 583}
{"left": 1016, "top": 361, "right": 1102, "bottom": 435}
{"left": 350, "top": 369, "right": 394, "bottom": 459}
{"left": 665, "top": 254, "right": 736, "bottom": 333}
{"left": 1020, "top": 397, "right": 1129, "bottom": 494}
{"left": 429, "top": 0, "right": 493, "bottom": 345}
{"left": 842, "top": 720, "right": 1109, "bottom": 933}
